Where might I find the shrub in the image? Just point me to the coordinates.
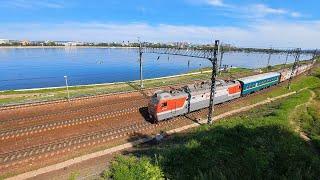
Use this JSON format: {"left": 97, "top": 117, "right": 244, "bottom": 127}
{"left": 102, "top": 155, "right": 163, "bottom": 180}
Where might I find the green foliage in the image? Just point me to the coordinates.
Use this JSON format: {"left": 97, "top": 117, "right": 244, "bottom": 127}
{"left": 154, "top": 90, "right": 320, "bottom": 179}
{"left": 292, "top": 67, "right": 320, "bottom": 150}
{"left": 124, "top": 70, "right": 320, "bottom": 179}
{"left": 290, "top": 76, "right": 320, "bottom": 91}
{"left": 68, "top": 171, "right": 79, "bottom": 180}
{"left": 103, "top": 156, "right": 163, "bottom": 180}
{"left": 297, "top": 87, "right": 320, "bottom": 150}
{"left": 99, "top": 67, "right": 320, "bottom": 179}
{"left": 267, "top": 65, "right": 272, "bottom": 71}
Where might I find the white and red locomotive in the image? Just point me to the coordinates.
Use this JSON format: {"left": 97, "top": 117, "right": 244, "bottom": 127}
{"left": 148, "top": 80, "right": 241, "bottom": 122}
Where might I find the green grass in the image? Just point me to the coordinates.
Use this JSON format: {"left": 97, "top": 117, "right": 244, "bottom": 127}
{"left": 68, "top": 171, "right": 80, "bottom": 180}
{"left": 0, "top": 67, "right": 253, "bottom": 106}
{"left": 101, "top": 156, "right": 163, "bottom": 180}
{"left": 105, "top": 65, "right": 320, "bottom": 180}
{"left": 288, "top": 65, "right": 320, "bottom": 150}
{"left": 296, "top": 87, "right": 320, "bottom": 150}
{"left": 156, "top": 91, "right": 319, "bottom": 179}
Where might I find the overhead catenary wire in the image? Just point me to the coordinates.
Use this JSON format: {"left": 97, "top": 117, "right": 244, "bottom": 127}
{"left": 287, "top": 48, "right": 301, "bottom": 90}
{"left": 142, "top": 40, "right": 220, "bottom": 124}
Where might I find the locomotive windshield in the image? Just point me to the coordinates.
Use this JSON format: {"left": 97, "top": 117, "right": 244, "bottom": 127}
{"left": 150, "top": 94, "right": 159, "bottom": 104}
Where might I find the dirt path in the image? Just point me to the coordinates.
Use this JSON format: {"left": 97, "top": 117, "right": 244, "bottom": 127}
{"left": 289, "top": 89, "right": 319, "bottom": 155}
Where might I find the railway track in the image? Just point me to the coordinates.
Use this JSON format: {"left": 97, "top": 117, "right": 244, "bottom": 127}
{"left": 0, "top": 77, "right": 211, "bottom": 112}
{"left": 0, "top": 98, "right": 147, "bottom": 126}
{"left": 0, "top": 111, "right": 200, "bottom": 167}
{"left": 0, "top": 121, "right": 150, "bottom": 165}
{"left": 0, "top": 93, "right": 148, "bottom": 120}
{"left": 0, "top": 91, "right": 132, "bottom": 112}
{"left": 0, "top": 80, "right": 212, "bottom": 139}
{"left": 0, "top": 78, "right": 286, "bottom": 140}
{"left": 0, "top": 106, "right": 143, "bottom": 140}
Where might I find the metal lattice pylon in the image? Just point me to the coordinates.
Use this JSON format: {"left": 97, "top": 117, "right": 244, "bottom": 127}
{"left": 287, "top": 48, "right": 301, "bottom": 90}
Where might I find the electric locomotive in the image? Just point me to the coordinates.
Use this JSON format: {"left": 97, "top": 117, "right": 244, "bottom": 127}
{"left": 148, "top": 63, "right": 314, "bottom": 122}
{"left": 148, "top": 80, "right": 241, "bottom": 122}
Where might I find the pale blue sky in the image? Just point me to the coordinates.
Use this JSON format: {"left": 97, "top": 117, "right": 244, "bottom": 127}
{"left": 0, "top": 0, "right": 319, "bottom": 48}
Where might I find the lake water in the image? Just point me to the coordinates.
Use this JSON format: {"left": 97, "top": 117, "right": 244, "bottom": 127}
{"left": 0, "top": 48, "right": 312, "bottom": 91}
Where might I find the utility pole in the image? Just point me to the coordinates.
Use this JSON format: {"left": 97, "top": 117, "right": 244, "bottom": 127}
{"left": 218, "top": 42, "right": 224, "bottom": 75}
{"left": 287, "top": 48, "right": 301, "bottom": 90}
{"left": 64, "top": 75, "right": 70, "bottom": 101}
{"left": 207, "top": 40, "right": 219, "bottom": 124}
{"left": 138, "top": 37, "right": 144, "bottom": 88}
{"left": 143, "top": 39, "right": 220, "bottom": 124}
{"left": 313, "top": 49, "right": 318, "bottom": 63}
{"left": 282, "top": 51, "right": 290, "bottom": 69}
{"left": 309, "top": 49, "right": 318, "bottom": 75}
{"left": 267, "top": 47, "right": 272, "bottom": 71}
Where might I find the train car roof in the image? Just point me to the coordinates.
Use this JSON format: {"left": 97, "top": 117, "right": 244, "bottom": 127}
{"left": 238, "top": 72, "right": 280, "bottom": 84}
{"left": 153, "top": 89, "right": 187, "bottom": 100}
{"left": 186, "top": 80, "right": 239, "bottom": 92}
{"left": 152, "top": 80, "right": 240, "bottom": 100}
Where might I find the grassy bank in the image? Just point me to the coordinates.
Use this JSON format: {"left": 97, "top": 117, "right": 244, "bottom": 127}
{"left": 103, "top": 64, "right": 320, "bottom": 179}
{"left": 0, "top": 67, "right": 254, "bottom": 106}
{"left": 293, "top": 67, "right": 320, "bottom": 149}
{"left": 299, "top": 88, "right": 320, "bottom": 149}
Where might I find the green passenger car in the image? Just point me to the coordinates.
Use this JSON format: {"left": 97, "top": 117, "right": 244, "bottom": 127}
{"left": 238, "top": 72, "right": 281, "bottom": 95}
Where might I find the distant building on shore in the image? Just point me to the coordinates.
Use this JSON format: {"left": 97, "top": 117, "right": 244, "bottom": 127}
{"left": 30, "top": 41, "right": 45, "bottom": 46}
{"left": 63, "top": 42, "right": 84, "bottom": 46}
{"left": 53, "top": 41, "right": 84, "bottom": 46}
{"left": 0, "top": 39, "right": 10, "bottom": 44}
{"left": 168, "top": 42, "right": 191, "bottom": 48}
{"left": 21, "top": 40, "right": 30, "bottom": 46}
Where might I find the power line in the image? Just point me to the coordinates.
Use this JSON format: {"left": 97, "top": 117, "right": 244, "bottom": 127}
{"left": 138, "top": 37, "right": 144, "bottom": 88}
{"left": 287, "top": 48, "right": 301, "bottom": 90}
{"left": 266, "top": 47, "right": 273, "bottom": 71}
{"left": 143, "top": 40, "right": 220, "bottom": 124}
{"left": 218, "top": 42, "right": 224, "bottom": 75}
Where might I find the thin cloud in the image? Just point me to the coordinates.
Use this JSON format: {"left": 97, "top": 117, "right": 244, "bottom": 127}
{"left": 0, "top": 0, "right": 65, "bottom": 9}
{"left": 197, "top": 1, "right": 304, "bottom": 19}
{"left": 206, "top": 0, "right": 231, "bottom": 7}
{"left": 291, "top": 12, "right": 303, "bottom": 18}
{"left": 247, "top": 4, "right": 305, "bottom": 18}
{"left": 188, "top": 0, "right": 233, "bottom": 8}
{"left": 251, "top": 4, "right": 287, "bottom": 15}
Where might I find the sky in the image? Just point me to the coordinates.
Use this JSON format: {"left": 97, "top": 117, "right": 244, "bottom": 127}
{"left": 0, "top": 0, "right": 319, "bottom": 48}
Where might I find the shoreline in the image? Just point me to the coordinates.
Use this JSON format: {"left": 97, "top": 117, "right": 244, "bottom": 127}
{"left": 0, "top": 70, "right": 213, "bottom": 93}
{"left": 0, "top": 46, "right": 139, "bottom": 49}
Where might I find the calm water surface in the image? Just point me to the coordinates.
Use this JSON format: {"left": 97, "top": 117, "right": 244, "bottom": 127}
{"left": 0, "top": 48, "right": 312, "bottom": 90}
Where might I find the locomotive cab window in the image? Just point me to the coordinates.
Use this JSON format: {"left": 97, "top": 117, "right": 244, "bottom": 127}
{"left": 161, "top": 102, "right": 168, "bottom": 108}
